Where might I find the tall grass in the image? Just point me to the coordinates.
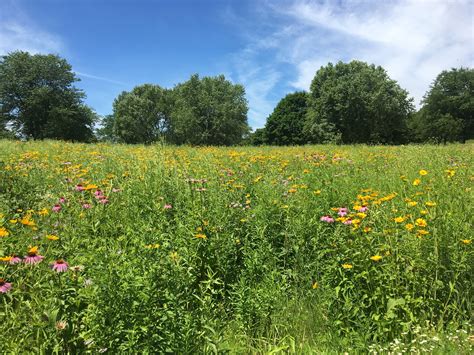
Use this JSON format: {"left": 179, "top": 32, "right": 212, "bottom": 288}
{"left": 0, "top": 140, "right": 472, "bottom": 352}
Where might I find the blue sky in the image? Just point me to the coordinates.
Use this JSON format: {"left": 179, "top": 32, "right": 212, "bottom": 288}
{"left": 1, "top": 0, "right": 473, "bottom": 129}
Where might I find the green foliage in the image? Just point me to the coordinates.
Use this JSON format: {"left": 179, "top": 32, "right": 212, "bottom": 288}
{"left": 409, "top": 67, "right": 474, "bottom": 143}
{"left": 305, "top": 61, "right": 414, "bottom": 144}
{"left": 170, "top": 74, "right": 249, "bottom": 145}
{"left": 248, "top": 128, "right": 267, "bottom": 146}
{"left": 265, "top": 92, "right": 308, "bottom": 145}
{"left": 0, "top": 141, "right": 472, "bottom": 352}
{"left": 0, "top": 51, "right": 95, "bottom": 141}
{"left": 112, "top": 84, "right": 173, "bottom": 144}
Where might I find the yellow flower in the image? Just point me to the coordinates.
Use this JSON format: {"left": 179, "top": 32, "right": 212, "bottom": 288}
{"left": 342, "top": 263, "right": 353, "bottom": 269}
{"left": 38, "top": 208, "right": 49, "bottom": 216}
{"left": 9, "top": 219, "right": 17, "bottom": 224}
{"left": 413, "top": 179, "right": 421, "bottom": 186}
{"left": 420, "top": 210, "right": 428, "bottom": 215}
{"left": 425, "top": 201, "right": 436, "bottom": 207}
{"left": 405, "top": 223, "right": 415, "bottom": 231}
{"left": 195, "top": 233, "right": 207, "bottom": 239}
{"left": 370, "top": 255, "right": 382, "bottom": 262}
{"left": 394, "top": 216, "right": 405, "bottom": 223}
{"left": 356, "top": 212, "right": 367, "bottom": 219}
{"left": 363, "top": 227, "right": 372, "bottom": 233}
{"left": 407, "top": 201, "right": 418, "bottom": 207}
{"left": 46, "top": 234, "right": 59, "bottom": 241}
{"left": 312, "top": 281, "right": 319, "bottom": 289}
{"left": 0, "top": 227, "right": 9, "bottom": 237}
{"left": 417, "top": 230, "right": 429, "bottom": 236}
{"left": 419, "top": 170, "right": 428, "bottom": 176}
{"left": 415, "top": 218, "right": 427, "bottom": 227}
{"left": 313, "top": 190, "right": 321, "bottom": 195}
{"left": 0, "top": 256, "right": 12, "bottom": 262}
{"left": 445, "top": 169, "right": 455, "bottom": 177}
{"left": 144, "top": 243, "right": 160, "bottom": 249}
{"left": 461, "top": 239, "right": 471, "bottom": 245}
{"left": 28, "top": 246, "right": 39, "bottom": 254}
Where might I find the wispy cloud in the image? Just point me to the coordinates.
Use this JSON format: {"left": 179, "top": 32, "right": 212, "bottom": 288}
{"left": 0, "top": 1, "right": 63, "bottom": 55}
{"left": 274, "top": 0, "right": 474, "bottom": 105}
{"left": 228, "top": 0, "right": 473, "bottom": 128}
{"left": 75, "top": 71, "right": 126, "bottom": 86}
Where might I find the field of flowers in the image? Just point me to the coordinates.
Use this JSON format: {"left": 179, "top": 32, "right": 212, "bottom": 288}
{"left": 0, "top": 140, "right": 472, "bottom": 353}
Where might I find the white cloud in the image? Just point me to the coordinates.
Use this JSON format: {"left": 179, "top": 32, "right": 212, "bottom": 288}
{"left": 279, "top": 0, "right": 474, "bottom": 105}
{"left": 75, "top": 71, "right": 126, "bottom": 86}
{"left": 0, "top": 0, "right": 63, "bottom": 55}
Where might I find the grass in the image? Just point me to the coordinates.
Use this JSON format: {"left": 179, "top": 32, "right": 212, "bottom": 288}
{"left": 0, "top": 140, "right": 472, "bottom": 353}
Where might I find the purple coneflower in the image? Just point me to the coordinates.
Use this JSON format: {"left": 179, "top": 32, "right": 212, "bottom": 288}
{"left": 338, "top": 207, "right": 348, "bottom": 217}
{"left": 52, "top": 259, "right": 68, "bottom": 273}
{"left": 0, "top": 278, "right": 12, "bottom": 293}
{"left": 343, "top": 219, "right": 353, "bottom": 225}
{"left": 52, "top": 204, "right": 62, "bottom": 213}
{"left": 358, "top": 206, "right": 368, "bottom": 212}
{"left": 98, "top": 198, "right": 109, "bottom": 204}
{"left": 75, "top": 184, "right": 85, "bottom": 192}
{"left": 24, "top": 247, "right": 44, "bottom": 264}
{"left": 10, "top": 255, "right": 22, "bottom": 264}
{"left": 320, "top": 216, "right": 335, "bottom": 223}
{"left": 59, "top": 197, "right": 67, "bottom": 204}
{"left": 164, "top": 204, "right": 172, "bottom": 209}
{"left": 82, "top": 203, "right": 92, "bottom": 209}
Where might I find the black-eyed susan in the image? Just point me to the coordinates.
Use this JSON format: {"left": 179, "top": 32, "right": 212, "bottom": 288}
{"left": 370, "top": 255, "right": 382, "bottom": 262}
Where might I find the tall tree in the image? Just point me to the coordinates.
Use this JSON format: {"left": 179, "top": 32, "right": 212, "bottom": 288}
{"left": 305, "top": 61, "right": 414, "bottom": 144}
{"left": 113, "top": 84, "right": 173, "bottom": 144}
{"left": 0, "top": 51, "right": 95, "bottom": 141}
{"left": 171, "top": 74, "right": 249, "bottom": 145}
{"left": 411, "top": 67, "right": 473, "bottom": 143}
{"left": 265, "top": 92, "right": 308, "bottom": 145}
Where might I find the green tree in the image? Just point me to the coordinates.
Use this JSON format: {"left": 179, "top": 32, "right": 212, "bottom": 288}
{"left": 113, "top": 84, "right": 173, "bottom": 144}
{"left": 412, "top": 67, "right": 473, "bottom": 143}
{"left": 305, "top": 61, "right": 413, "bottom": 144}
{"left": 95, "top": 114, "right": 117, "bottom": 142}
{"left": 248, "top": 128, "right": 267, "bottom": 145}
{"left": 265, "top": 92, "right": 308, "bottom": 145}
{"left": 171, "top": 74, "right": 249, "bottom": 145}
{"left": 0, "top": 51, "right": 95, "bottom": 141}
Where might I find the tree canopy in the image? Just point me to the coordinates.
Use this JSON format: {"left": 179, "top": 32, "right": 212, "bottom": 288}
{"left": 0, "top": 51, "right": 95, "bottom": 141}
{"left": 409, "top": 67, "right": 473, "bottom": 143}
{"left": 113, "top": 84, "right": 172, "bottom": 144}
{"left": 305, "top": 61, "right": 414, "bottom": 144}
{"left": 264, "top": 92, "right": 308, "bottom": 145}
{"left": 170, "top": 74, "right": 249, "bottom": 145}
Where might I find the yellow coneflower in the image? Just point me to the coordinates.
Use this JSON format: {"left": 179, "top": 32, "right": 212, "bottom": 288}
{"left": 415, "top": 218, "right": 427, "bottom": 227}
{"left": 342, "top": 263, "right": 353, "bottom": 269}
{"left": 370, "top": 255, "right": 382, "bottom": 262}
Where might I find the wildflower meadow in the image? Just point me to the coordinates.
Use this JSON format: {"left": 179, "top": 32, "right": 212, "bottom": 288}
{"left": 0, "top": 140, "right": 472, "bottom": 353}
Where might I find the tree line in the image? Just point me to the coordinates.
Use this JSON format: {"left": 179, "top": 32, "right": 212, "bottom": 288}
{"left": 1, "top": 51, "right": 472, "bottom": 145}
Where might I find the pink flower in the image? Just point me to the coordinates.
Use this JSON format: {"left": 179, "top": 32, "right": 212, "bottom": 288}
{"left": 52, "top": 204, "right": 62, "bottom": 213}
{"left": 24, "top": 247, "right": 44, "bottom": 265}
{"left": 94, "top": 190, "right": 104, "bottom": 199}
{"left": 59, "top": 197, "right": 67, "bottom": 204}
{"left": 112, "top": 188, "right": 121, "bottom": 193}
{"left": 338, "top": 207, "right": 348, "bottom": 217}
{"left": 358, "top": 206, "right": 368, "bottom": 212}
{"left": 98, "top": 198, "right": 109, "bottom": 204}
{"left": 343, "top": 219, "right": 353, "bottom": 225}
{"left": 82, "top": 203, "right": 91, "bottom": 209}
{"left": 0, "top": 278, "right": 12, "bottom": 293}
{"left": 52, "top": 259, "right": 68, "bottom": 273}
{"left": 320, "top": 215, "right": 335, "bottom": 223}
{"left": 75, "top": 184, "right": 85, "bottom": 192}
{"left": 10, "top": 255, "right": 22, "bottom": 264}
{"left": 164, "top": 204, "right": 172, "bottom": 209}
